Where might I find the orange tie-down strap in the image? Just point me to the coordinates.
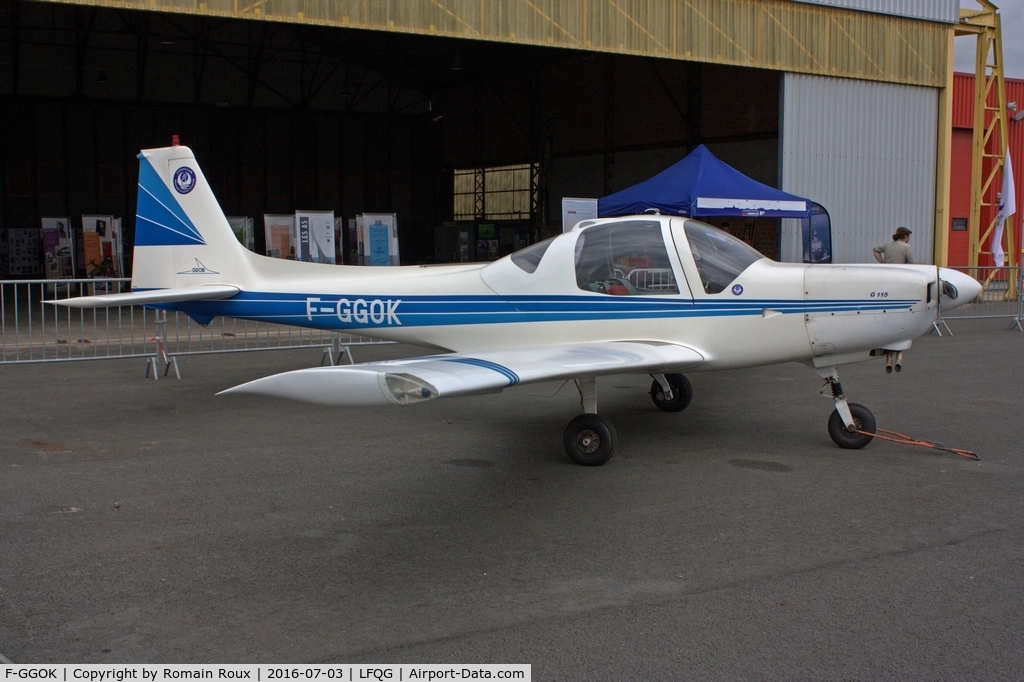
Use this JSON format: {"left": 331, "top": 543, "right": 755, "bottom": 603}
{"left": 855, "top": 428, "right": 980, "bottom": 460}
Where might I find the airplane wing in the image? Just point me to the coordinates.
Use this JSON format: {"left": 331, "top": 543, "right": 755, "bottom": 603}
{"left": 46, "top": 285, "right": 241, "bottom": 308}
{"left": 221, "top": 341, "right": 705, "bottom": 407}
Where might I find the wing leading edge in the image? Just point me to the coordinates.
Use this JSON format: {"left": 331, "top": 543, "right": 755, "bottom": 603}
{"left": 46, "top": 285, "right": 241, "bottom": 308}
{"left": 221, "top": 341, "right": 705, "bottom": 407}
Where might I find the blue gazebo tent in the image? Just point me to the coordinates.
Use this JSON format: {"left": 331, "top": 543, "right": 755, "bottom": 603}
{"left": 597, "top": 144, "right": 812, "bottom": 219}
{"left": 597, "top": 145, "right": 831, "bottom": 263}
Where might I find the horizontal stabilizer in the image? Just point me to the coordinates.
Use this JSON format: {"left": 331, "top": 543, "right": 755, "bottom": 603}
{"left": 221, "top": 341, "right": 705, "bottom": 407}
{"left": 47, "top": 284, "right": 240, "bottom": 308}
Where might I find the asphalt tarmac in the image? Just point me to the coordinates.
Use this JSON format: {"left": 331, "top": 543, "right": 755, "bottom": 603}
{"left": 1, "top": 319, "right": 1022, "bottom": 679}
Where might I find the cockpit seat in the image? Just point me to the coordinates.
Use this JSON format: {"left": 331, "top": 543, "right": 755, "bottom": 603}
{"left": 606, "top": 278, "right": 638, "bottom": 296}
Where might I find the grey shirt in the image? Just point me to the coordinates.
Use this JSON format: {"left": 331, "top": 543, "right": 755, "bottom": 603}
{"left": 873, "top": 240, "right": 915, "bottom": 264}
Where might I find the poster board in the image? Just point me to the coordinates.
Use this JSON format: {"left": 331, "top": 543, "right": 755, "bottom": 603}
{"left": 295, "top": 211, "right": 335, "bottom": 264}
{"left": 348, "top": 218, "right": 358, "bottom": 265}
{"left": 81, "top": 215, "right": 122, "bottom": 278}
{"left": 0, "top": 227, "right": 8, "bottom": 277}
{"left": 476, "top": 224, "right": 499, "bottom": 261}
{"left": 227, "top": 216, "right": 255, "bottom": 252}
{"left": 41, "top": 217, "right": 75, "bottom": 288}
{"left": 562, "top": 198, "right": 599, "bottom": 233}
{"left": 334, "top": 217, "right": 342, "bottom": 264}
{"left": 357, "top": 213, "right": 400, "bottom": 266}
{"left": 7, "top": 228, "right": 42, "bottom": 276}
{"left": 114, "top": 218, "right": 123, "bottom": 276}
{"left": 263, "top": 214, "right": 294, "bottom": 259}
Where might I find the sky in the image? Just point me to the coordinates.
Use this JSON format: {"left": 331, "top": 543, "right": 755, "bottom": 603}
{"left": 955, "top": 1, "right": 1024, "bottom": 78}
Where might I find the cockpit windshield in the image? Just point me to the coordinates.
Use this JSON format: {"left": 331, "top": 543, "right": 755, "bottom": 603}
{"left": 575, "top": 221, "right": 679, "bottom": 295}
{"left": 683, "top": 221, "right": 764, "bottom": 294}
{"left": 510, "top": 236, "right": 556, "bottom": 273}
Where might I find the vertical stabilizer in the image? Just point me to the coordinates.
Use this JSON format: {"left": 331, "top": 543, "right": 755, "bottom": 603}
{"left": 131, "top": 144, "right": 251, "bottom": 291}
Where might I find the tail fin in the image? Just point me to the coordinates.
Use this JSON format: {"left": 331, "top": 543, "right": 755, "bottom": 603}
{"left": 131, "top": 144, "right": 251, "bottom": 291}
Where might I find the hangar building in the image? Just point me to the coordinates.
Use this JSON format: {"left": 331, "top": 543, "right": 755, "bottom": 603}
{"left": 0, "top": 0, "right": 960, "bottom": 270}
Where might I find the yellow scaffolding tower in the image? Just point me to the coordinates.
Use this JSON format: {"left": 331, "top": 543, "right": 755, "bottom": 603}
{"left": 957, "top": 0, "right": 1017, "bottom": 297}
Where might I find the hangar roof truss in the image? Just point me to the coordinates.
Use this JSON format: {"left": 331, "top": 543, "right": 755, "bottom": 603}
{"left": 34, "top": 0, "right": 948, "bottom": 88}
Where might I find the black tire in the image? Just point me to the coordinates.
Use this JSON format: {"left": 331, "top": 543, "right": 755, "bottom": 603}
{"left": 563, "top": 414, "right": 617, "bottom": 466}
{"left": 828, "top": 402, "right": 876, "bottom": 449}
{"left": 650, "top": 374, "right": 693, "bottom": 412}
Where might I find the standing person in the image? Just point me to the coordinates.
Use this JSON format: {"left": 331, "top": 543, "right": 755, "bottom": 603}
{"left": 873, "top": 227, "right": 916, "bottom": 264}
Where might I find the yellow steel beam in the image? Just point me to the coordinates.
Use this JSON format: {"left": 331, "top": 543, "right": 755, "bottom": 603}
{"left": 933, "top": 26, "right": 953, "bottom": 266}
{"left": 30, "top": 0, "right": 949, "bottom": 87}
{"left": 965, "top": 0, "right": 1016, "bottom": 292}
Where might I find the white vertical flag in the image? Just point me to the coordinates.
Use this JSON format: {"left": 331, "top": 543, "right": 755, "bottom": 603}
{"left": 993, "top": 151, "right": 1015, "bottom": 268}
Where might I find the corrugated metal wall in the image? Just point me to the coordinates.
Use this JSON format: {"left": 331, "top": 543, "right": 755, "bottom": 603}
{"left": 952, "top": 73, "right": 977, "bottom": 129}
{"left": 792, "top": 0, "right": 959, "bottom": 24}
{"left": 947, "top": 71, "right": 1024, "bottom": 265}
{"left": 780, "top": 73, "right": 938, "bottom": 264}
{"left": 38, "top": 0, "right": 950, "bottom": 87}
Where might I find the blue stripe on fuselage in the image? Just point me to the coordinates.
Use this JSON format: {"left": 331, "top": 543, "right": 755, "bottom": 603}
{"left": 157, "top": 291, "right": 919, "bottom": 331}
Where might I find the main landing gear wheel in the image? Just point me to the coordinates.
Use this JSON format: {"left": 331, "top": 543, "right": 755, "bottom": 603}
{"left": 650, "top": 374, "right": 693, "bottom": 412}
{"left": 828, "top": 402, "right": 876, "bottom": 449}
{"left": 563, "top": 414, "right": 617, "bottom": 466}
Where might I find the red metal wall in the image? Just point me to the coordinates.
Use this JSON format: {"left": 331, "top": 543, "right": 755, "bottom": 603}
{"left": 949, "top": 72, "right": 1024, "bottom": 266}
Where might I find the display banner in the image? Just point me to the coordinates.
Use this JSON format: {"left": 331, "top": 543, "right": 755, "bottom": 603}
{"left": 561, "top": 197, "right": 599, "bottom": 232}
{"left": 41, "top": 217, "right": 75, "bottom": 285}
{"left": 114, "top": 217, "right": 123, "bottom": 275}
{"left": 0, "top": 227, "right": 9, "bottom": 277}
{"left": 227, "top": 216, "right": 255, "bottom": 251}
{"left": 263, "top": 214, "right": 294, "bottom": 259}
{"left": 334, "top": 216, "right": 345, "bottom": 264}
{"left": 348, "top": 218, "right": 358, "bottom": 264}
{"left": 295, "top": 210, "right": 335, "bottom": 264}
{"left": 369, "top": 223, "right": 389, "bottom": 265}
{"left": 476, "top": 223, "right": 498, "bottom": 261}
{"left": 298, "top": 215, "right": 310, "bottom": 260}
{"left": 81, "top": 215, "right": 121, "bottom": 278}
{"left": 7, "top": 227, "right": 42, "bottom": 276}
{"left": 357, "top": 213, "right": 399, "bottom": 266}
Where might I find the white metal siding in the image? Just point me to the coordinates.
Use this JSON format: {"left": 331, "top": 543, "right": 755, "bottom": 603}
{"left": 792, "top": 0, "right": 958, "bottom": 24}
{"left": 780, "top": 73, "right": 938, "bottom": 264}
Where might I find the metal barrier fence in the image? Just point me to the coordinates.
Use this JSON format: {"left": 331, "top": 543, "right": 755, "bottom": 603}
{"left": 1, "top": 278, "right": 395, "bottom": 377}
{"left": 5, "top": 267, "right": 1019, "bottom": 371}
{"left": 935, "top": 266, "right": 1022, "bottom": 334}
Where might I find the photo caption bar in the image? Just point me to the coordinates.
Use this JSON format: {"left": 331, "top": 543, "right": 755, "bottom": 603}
{"left": 1, "top": 666, "right": 530, "bottom": 682}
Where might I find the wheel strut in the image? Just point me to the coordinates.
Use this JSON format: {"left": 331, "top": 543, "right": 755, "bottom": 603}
{"left": 815, "top": 365, "right": 876, "bottom": 449}
{"left": 818, "top": 367, "right": 855, "bottom": 429}
{"left": 564, "top": 377, "right": 616, "bottom": 465}
{"left": 651, "top": 373, "right": 673, "bottom": 400}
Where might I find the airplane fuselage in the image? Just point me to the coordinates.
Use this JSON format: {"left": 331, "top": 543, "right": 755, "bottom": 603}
{"left": 160, "top": 215, "right": 959, "bottom": 373}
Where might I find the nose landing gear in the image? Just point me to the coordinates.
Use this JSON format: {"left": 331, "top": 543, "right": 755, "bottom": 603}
{"left": 817, "top": 367, "right": 877, "bottom": 449}
{"left": 827, "top": 402, "right": 876, "bottom": 449}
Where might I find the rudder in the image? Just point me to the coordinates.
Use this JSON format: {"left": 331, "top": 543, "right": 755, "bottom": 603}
{"left": 131, "top": 143, "right": 250, "bottom": 290}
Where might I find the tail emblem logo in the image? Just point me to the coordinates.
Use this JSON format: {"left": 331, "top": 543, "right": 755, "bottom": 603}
{"left": 173, "top": 167, "right": 197, "bottom": 194}
{"left": 177, "top": 258, "right": 220, "bottom": 275}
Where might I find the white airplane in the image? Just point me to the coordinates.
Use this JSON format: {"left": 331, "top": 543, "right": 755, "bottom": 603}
{"left": 55, "top": 142, "right": 982, "bottom": 465}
